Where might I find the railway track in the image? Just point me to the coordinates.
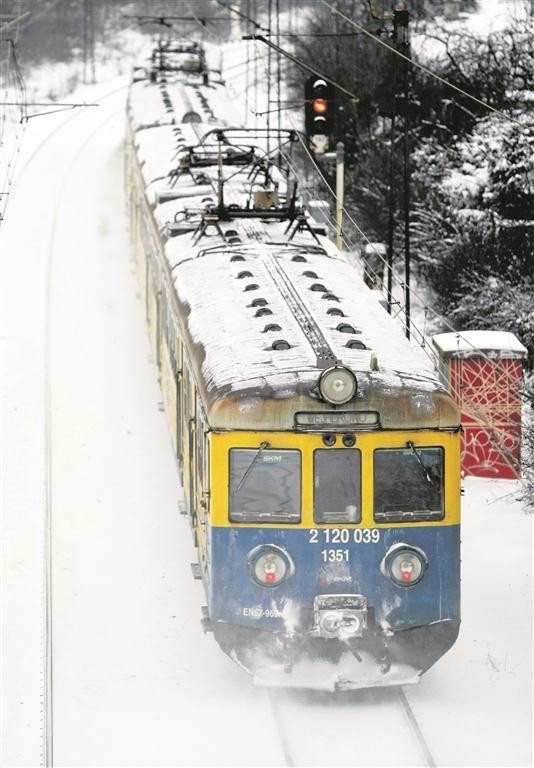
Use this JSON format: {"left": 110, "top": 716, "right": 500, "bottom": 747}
{"left": 267, "top": 684, "right": 437, "bottom": 767}
{"left": 30, "top": 86, "right": 127, "bottom": 768}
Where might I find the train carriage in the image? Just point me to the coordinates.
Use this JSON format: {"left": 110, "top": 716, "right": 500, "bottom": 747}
{"left": 125, "top": 40, "right": 461, "bottom": 691}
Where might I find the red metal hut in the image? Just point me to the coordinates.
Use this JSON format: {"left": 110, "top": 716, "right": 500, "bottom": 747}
{"left": 432, "top": 331, "right": 528, "bottom": 479}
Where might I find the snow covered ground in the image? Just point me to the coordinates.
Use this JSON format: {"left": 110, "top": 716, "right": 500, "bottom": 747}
{"left": 0, "top": 53, "right": 532, "bottom": 768}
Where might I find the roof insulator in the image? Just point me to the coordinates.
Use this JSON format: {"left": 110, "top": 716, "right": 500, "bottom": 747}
{"left": 237, "top": 271, "right": 253, "bottom": 279}
{"left": 263, "top": 323, "right": 282, "bottom": 332}
{"left": 302, "top": 271, "right": 319, "bottom": 278}
{"left": 255, "top": 307, "right": 273, "bottom": 317}
{"left": 337, "top": 323, "right": 356, "bottom": 334}
{"left": 225, "top": 229, "right": 239, "bottom": 238}
{"left": 271, "top": 339, "right": 291, "bottom": 351}
{"left": 292, "top": 255, "right": 307, "bottom": 262}
{"left": 228, "top": 237, "right": 242, "bottom": 244}
{"left": 230, "top": 255, "right": 245, "bottom": 262}
{"left": 327, "top": 307, "right": 345, "bottom": 317}
{"left": 244, "top": 283, "right": 259, "bottom": 292}
{"left": 322, "top": 293, "right": 340, "bottom": 302}
{"left": 310, "top": 283, "right": 328, "bottom": 292}
{"left": 251, "top": 298, "right": 268, "bottom": 307}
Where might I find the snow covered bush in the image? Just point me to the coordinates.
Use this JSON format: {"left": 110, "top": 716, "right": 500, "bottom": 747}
{"left": 412, "top": 111, "right": 534, "bottom": 363}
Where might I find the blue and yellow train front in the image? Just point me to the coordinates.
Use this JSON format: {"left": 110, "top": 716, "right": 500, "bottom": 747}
{"left": 202, "top": 427, "right": 461, "bottom": 691}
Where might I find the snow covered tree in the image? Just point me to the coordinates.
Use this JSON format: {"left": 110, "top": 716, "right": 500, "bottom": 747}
{"left": 412, "top": 112, "right": 534, "bottom": 363}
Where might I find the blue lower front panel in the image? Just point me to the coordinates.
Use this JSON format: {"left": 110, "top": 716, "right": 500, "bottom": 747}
{"left": 207, "top": 524, "right": 460, "bottom": 633}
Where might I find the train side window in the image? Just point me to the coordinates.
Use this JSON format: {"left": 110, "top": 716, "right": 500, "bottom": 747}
{"left": 373, "top": 447, "right": 444, "bottom": 523}
{"left": 313, "top": 449, "right": 361, "bottom": 524}
{"left": 229, "top": 449, "right": 301, "bottom": 523}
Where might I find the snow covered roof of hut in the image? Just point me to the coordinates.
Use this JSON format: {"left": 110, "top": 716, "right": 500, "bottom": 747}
{"left": 433, "top": 330, "right": 528, "bottom": 359}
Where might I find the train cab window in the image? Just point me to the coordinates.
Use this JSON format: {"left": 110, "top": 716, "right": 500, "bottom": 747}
{"left": 229, "top": 449, "right": 301, "bottom": 523}
{"left": 373, "top": 447, "right": 444, "bottom": 523}
{"left": 314, "top": 449, "right": 361, "bottom": 524}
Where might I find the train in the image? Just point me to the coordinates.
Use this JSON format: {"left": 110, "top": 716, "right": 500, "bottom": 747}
{"left": 125, "top": 37, "right": 461, "bottom": 691}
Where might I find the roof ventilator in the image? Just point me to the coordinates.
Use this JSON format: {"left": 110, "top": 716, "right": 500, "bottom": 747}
{"left": 272, "top": 339, "right": 291, "bottom": 351}
{"left": 346, "top": 340, "right": 367, "bottom": 350}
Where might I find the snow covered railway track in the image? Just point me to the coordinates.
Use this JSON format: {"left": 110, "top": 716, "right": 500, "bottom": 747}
{"left": 266, "top": 685, "right": 437, "bottom": 767}
{"left": 396, "top": 687, "right": 436, "bottom": 767}
{"left": 13, "top": 83, "right": 128, "bottom": 188}
{"left": 267, "top": 689, "right": 297, "bottom": 767}
{"left": 41, "top": 93, "right": 127, "bottom": 767}
{"left": 1, "top": 77, "right": 129, "bottom": 766}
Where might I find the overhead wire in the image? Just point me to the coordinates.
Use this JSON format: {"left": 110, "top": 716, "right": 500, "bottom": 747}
{"left": 0, "top": 29, "right": 28, "bottom": 228}
{"left": 192, "top": 4, "right": 436, "bottom": 367}
{"left": 184, "top": 2, "right": 529, "bottom": 470}
{"left": 319, "top": 0, "right": 526, "bottom": 128}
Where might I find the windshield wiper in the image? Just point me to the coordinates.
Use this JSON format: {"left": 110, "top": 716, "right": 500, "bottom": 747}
{"left": 406, "top": 441, "right": 434, "bottom": 485}
{"left": 232, "top": 441, "right": 270, "bottom": 496}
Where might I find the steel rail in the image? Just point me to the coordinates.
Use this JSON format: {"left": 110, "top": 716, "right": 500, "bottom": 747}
{"left": 397, "top": 686, "right": 437, "bottom": 768}
{"left": 266, "top": 689, "right": 296, "bottom": 767}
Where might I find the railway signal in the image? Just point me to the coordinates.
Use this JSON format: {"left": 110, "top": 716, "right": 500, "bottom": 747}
{"left": 304, "top": 75, "right": 335, "bottom": 154}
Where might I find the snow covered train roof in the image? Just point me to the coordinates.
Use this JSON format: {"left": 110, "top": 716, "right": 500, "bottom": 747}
{"left": 127, "top": 72, "right": 230, "bottom": 133}
{"left": 127, "top": 75, "right": 460, "bottom": 432}
{"left": 165, "top": 232, "right": 459, "bottom": 431}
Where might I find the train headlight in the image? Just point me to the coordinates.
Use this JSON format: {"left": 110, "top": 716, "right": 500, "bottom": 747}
{"left": 247, "top": 545, "right": 294, "bottom": 588}
{"left": 381, "top": 544, "right": 428, "bottom": 587}
{"left": 319, "top": 366, "right": 357, "bottom": 405}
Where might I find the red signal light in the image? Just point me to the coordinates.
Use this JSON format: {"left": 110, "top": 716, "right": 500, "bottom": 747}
{"left": 312, "top": 98, "right": 328, "bottom": 114}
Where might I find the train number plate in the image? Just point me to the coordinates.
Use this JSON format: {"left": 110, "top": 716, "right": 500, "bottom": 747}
{"left": 308, "top": 528, "right": 380, "bottom": 544}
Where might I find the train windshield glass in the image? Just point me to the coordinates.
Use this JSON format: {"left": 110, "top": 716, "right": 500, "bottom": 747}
{"left": 314, "top": 449, "right": 361, "bottom": 523}
{"left": 229, "top": 449, "right": 301, "bottom": 523}
{"left": 373, "top": 447, "right": 444, "bottom": 522}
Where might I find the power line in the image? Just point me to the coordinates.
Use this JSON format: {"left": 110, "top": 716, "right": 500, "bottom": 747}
{"left": 184, "top": 3, "right": 532, "bottom": 429}
{"left": 243, "top": 34, "right": 359, "bottom": 102}
{"left": 319, "top": 0, "right": 526, "bottom": 128}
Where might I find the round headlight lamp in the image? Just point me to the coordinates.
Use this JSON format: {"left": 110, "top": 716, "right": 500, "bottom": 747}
{"left": 247, "top": 544, "right": 295, "bottom": 588}
{"left": 381, "top": 544, "right": 428, "bottom": 587}
{"left": 319, "top": 365, "right": 357, "bottom": 405}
